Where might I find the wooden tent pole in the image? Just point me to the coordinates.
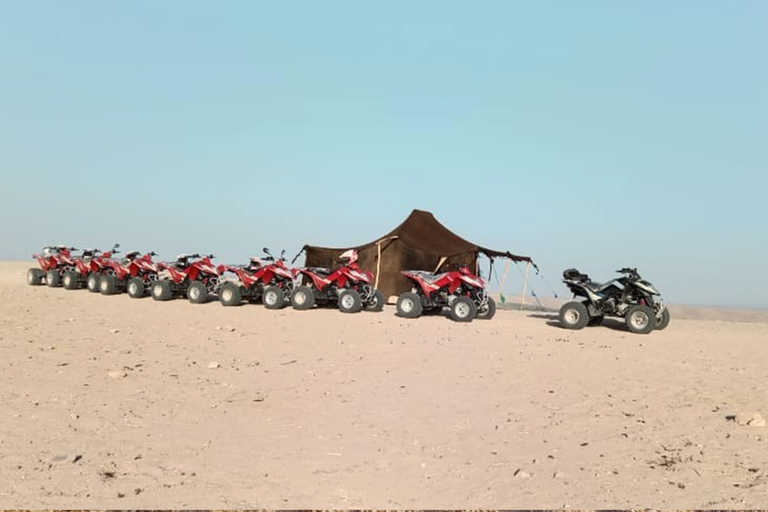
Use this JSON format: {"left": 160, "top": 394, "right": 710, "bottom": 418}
{"left": 434, "top": 256, "right": 447, "bottom": 273}
{"left": 520, "top": 261, "right": 531, "bottom": 311}
{"left": 375, "top": 241, "right": 382, "bottom": 289}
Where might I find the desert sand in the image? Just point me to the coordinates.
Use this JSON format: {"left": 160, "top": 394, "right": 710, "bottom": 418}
{"left": 1, "top": 260, "right": 767, "bottom": 509}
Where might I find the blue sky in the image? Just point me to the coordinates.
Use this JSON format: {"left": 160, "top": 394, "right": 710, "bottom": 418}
{"left": 1, "top": 1, "right": 766, "bottom": 308}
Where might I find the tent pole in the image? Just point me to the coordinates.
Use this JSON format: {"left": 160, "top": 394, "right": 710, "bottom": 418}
{"left": 434, "top": 256, "right": 447, "bottom": 273}
{"left": 375, "top": 241, "right": 382, "bottom": 289}
{"left": 520, "top": 261, "right": 531, "bottom": 311}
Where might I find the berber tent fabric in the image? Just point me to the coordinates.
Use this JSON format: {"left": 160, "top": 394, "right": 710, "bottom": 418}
{"left": 300, "top": 209, "right": 533, "bottom": 299}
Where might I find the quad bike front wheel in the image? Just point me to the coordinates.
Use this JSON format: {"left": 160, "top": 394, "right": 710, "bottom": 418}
{"left": 263, "top": 285, "right": 286, "bottom": 310}
{"left": 364, "top": 289, "right": 385, "bottom": 312}
{"left": 27, "top": 268, "right": 44, "bottom": 286}
{"left": 625, "top": 305, "right": 657, "bottom": 334}
{"left": 100, "top": 275, "right": 119, "bottom": 295}
{"left": 218, "top": 282, "right": 243, "bottom": 307}
{"left": 396, "top": 292, "right": 423, "bottom": 319}
{"left": 291, "top": 285, "right": 316, "bottom": 310}
{"left": 63, "top": 270, "right": 79, "bottom": 290}
{"left": 187, "top": 281, "right": 208, "bottom": 304}
{"left": 559, "top": 301, "right": 590, "bottom": 330}
{"left": 46, "top": 270, "right": 61, "bottom": 287}
{"left": 127, "top": 278, "right": 145, "bottom": 299}
{"left": 656, "top": 308, "right": 671, "bottom": 330}
{"left": 338, "top": 289, "right": 363, "bottom": 313}
{"left": 152, "top": 280, "right": 173, "bottom": 301}
{"left": 450, "top": 296, "right": 477, "bottom": 322}
{"left": 86, "top": 273, "right": 100, "bottom": 293}
{"left": 476, "top": 296, "right": 497, "bottom": 320}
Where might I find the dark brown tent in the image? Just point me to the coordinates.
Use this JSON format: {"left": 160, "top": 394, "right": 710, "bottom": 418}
{"left": 299, "top": 209, "right": 533, "bottom": 299}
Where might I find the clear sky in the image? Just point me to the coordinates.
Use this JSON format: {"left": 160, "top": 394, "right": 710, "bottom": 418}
{"left": 1, "top": 1, "right": 766, "bottom": 308}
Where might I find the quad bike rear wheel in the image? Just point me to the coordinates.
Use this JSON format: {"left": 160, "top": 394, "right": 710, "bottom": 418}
{"left": 127, "top": 277, "right": 145, "bottom": 298}
{"left": 263, "top": 286, "right": 286, "bottom": 310}
{"left": 625, "top": 305, "right": 657, "bottom": 334}
{"left": 46, "top": 270, "right": 61, "bottom": 287}
{"left": 87, "top": 273, "right": 100, "bottom": 293}
{"left": 396, "top": 292, "right": 423, "bottom": 319}
{"left": 450, "top": 296, "right": 477, "bottom": 322}
{"left": 218, "top": 282, "right": 243, "bottom": 307}
{"left": 100, "top": 274, "right": 119, "bottom": 295}
{"left": 27, "top": 268, "right": 44, "bottom": 286}
{"left": 559, "top": 301, "right": 590, "bottom": 330}
{"left": 365, "top": 289, "right": 385, "bottom": 312}
{"left": 477, "top": 296, "right": 497, "bottom": 320}
{"left": 187, "top": 281, "right": 208, "bottom": 304}
{"left": 291, "top": 285, "right": 316, "bottom": 310}
{"left": 338, "top": 289, "right": 363, "bottom": 313}
{"left": 152, "top": 280, "right": 173, "bottom": 301}
{"left": 656, "top": 308, "right": 671, "bottom": 330}
{"left": 63, "top": 270, "right": 79, "bottom": 290}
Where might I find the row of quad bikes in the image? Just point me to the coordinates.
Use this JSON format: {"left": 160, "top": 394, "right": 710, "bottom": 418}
{"left": 27, "top": 246, "right": 497, "bottom": 322}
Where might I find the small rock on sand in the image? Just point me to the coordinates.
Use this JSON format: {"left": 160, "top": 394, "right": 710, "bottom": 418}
{"left": 108, "top": 370, "right": 127, "bottom": 379}
{"left": 109, "top": 329, "right": 119, "bottom": 334}
{"left": 208, "top": 361, "right": 221, "bottom": 369}
{"left": 730, "top": 413, "right": 766, "bottom": 427}
{"left": 514, "top": 469, "right": 531, "bottom": 479}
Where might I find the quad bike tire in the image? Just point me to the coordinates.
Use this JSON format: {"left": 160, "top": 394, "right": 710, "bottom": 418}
{"left": 656, "top": 308, "right": 671, "bottom": 330}
{"left": 27, "top": 268, "right": 44, "bottom": 286}
{"left": 450, "top": 296, "right": 477, "bottom": 322}
{"left": 477, "top": 296, "right": 497, "bottom": 320}
{"left": 100, "top": 274, "right": 119, "bottom": 295}
{"left": 218, "top": 282, "right": 243, "bottom": 307}
{"left": 338, "top": 289, "right": 363, "bottom": 313}
{"left": 364, "top": 289, "right": 385, "bottom": 312}
{"left": 46, "top": 270, "right": 61, "bottom": 287}
{"left": 87, "top": 273, "right": 101, "bottom": 293}
{"left": 396, "top": 292, "right": 423, "bottom": 319}
{"left": 127, "top": 277, "right": 145, "bottom": 299}
{"left": 625, "top": 305, "right": 657, "bottom": 335}
{"left": 62, "top": 270, "right": 80, "bottom": 290}
{"left": 559, "top": 301, "right": 590, "bottom": 330}
{"left": 262, "top": 285, "right": 286, "bottom": 310}
{"left": 187, "top": 281, "right": 208, "bottom": 304}
{"left": 152, "top": 280, "right": 173, "bottom": 301}
{"left": 291, "top": 285, "right": 316, "bottom": 310}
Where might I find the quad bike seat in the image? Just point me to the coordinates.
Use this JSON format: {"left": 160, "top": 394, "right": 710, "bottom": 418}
{"left": 563, "top": 268, "right": 589, "bottom": 282}
{"left": 405, "top": 270, "right": 449, "bottom": 284}
{"left": 307, "top": 267, "right": 332, "bottom": 276}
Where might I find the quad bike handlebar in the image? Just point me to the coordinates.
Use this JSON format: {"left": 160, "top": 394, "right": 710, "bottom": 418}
{"left": 616, "top": 268, "right": 640, "bottom": 280}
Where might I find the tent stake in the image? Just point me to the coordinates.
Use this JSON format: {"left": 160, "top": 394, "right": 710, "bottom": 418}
{"left": 375, "top": 241, "right": 382, "bottom": 289}
{"left": 520, "top": 261, "right": 531, "bottom": 311}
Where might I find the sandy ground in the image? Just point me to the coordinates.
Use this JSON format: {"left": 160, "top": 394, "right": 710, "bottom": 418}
{"left": 1, "top": 260, "right": 767, "bottom": 509}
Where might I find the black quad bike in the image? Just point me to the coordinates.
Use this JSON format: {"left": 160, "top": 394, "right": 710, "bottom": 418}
{"left": 559, "top": 267, "right": 670, "bottom": 334}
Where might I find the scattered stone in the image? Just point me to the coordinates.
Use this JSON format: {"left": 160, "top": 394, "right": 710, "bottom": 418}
{"left": 727, "top": 413, "right": 766, "bottom": 427}
{"left": 73, "top": 454, "right": 83, "bottom": 463}
{"left": 109, "top": 329, "right": 119, "bottom": 334}
{"left": 514, "top": 469, "right": 531, "bottom": 479}
{"left": 207, "top": 361, "right": 221, "bottom": 369}
{"left": 108, "top": 370, "right": 127, "bottom": 379}
{"left": 553, "top": 470, "right": 565, "bottom": 478}
{"left": 134, "top": 487, "right": 142, "bottom": 495}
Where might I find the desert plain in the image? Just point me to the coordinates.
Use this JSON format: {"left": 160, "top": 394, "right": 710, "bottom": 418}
{"left": 0, "top": 260, "right": 767, "bottom": 508}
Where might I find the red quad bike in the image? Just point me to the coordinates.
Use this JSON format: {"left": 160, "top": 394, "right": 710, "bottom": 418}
{"left": 62, "top": 245, "right": 119, "bottom": 290}
{"left": 27, "top": 246, "right": 78, "bottom": 287}
{"left": 395, "top": 263, "right": 497, "bottom": 322}
{"left": 99, "top": 251, "right": 159, "bottom": 297}
{"left": 217, "top": 248, "right": 295, "bottom": 308}
{"left": 290, "top": 249, "right": 385, "bottom": 313}
{"left": 83, "top": 244, "right": 122, "bottom": 293}
{"left": 151, "top": 253, "right": 219, "bottom": 304}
